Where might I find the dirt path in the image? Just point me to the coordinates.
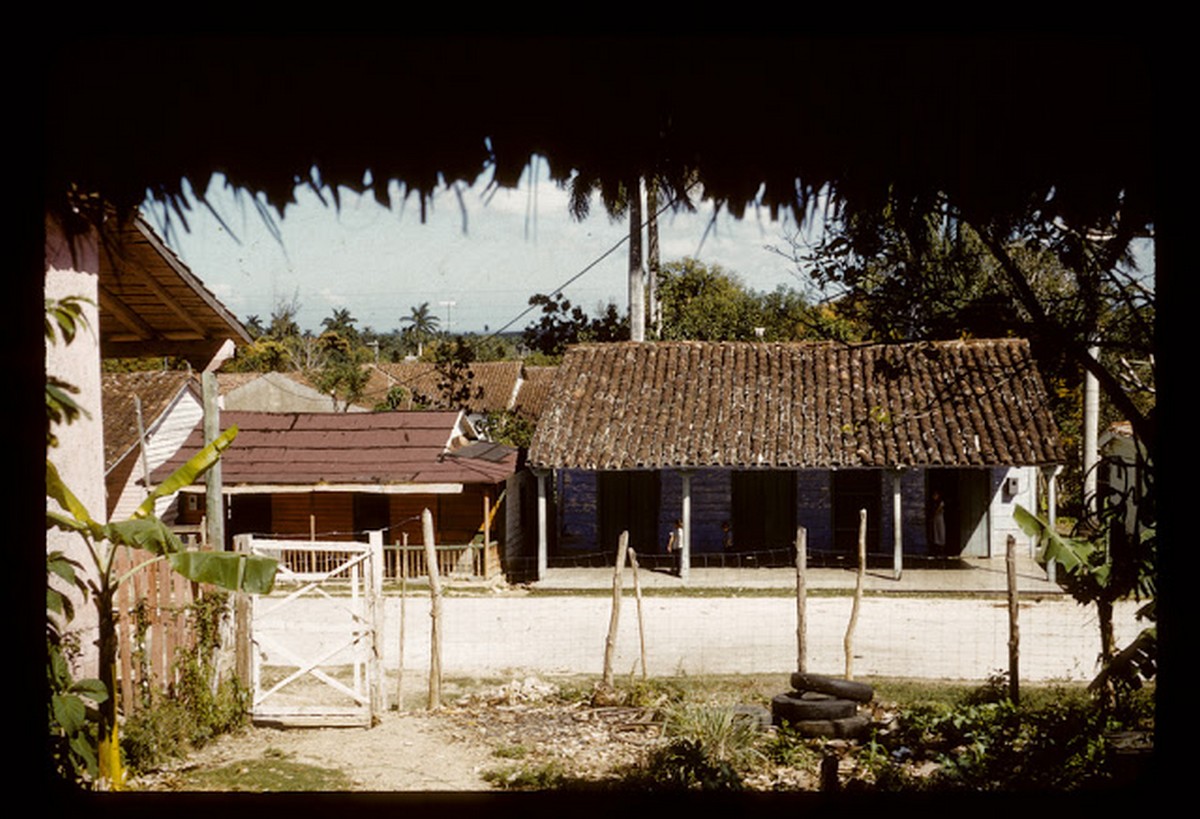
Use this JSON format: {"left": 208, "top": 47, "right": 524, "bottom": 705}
{"left": 142, "top": 711, "right": 498, "bottom": 791}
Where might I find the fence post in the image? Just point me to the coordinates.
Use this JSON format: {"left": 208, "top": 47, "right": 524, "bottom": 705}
{"left": 601, "top": 530, "right": 630, "bottom": 690}
{"left": 396, "top": 532, "right": 408, "bottom": 712}
{"left": 628, "top": 548, "right": 647, "bottom": 680}
{"left": 844, "top": 509, "right": 866, "bottom": 680}
{"left": 1006, "top": 533, "right": 1020, "bottom": 705}
{"left": 795, "top": 526, "right": 807, "bottom": 674}
{"left": 423, "top": 509, "right": 442, "bottom": 710}
{"left": 233, "top": 534, "right": 253, "bottom": 694}
{"left": 368, "top": 530, "right": 386, "bottom": 720}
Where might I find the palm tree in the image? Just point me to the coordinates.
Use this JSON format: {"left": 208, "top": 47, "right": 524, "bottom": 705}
{"left": 400, "top": 302, "right": 440, "bottom": 357}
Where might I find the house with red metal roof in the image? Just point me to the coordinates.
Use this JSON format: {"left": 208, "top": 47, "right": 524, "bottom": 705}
{"left": 153, "top": 410, "right": 519, "bottom": 557}
{"left": 526, "top": 339, "right": 1066, "bottom": 580}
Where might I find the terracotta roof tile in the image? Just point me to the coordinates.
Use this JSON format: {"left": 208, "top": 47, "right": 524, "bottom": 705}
{"left": 365, "top": 361, "right": 522, "bottom": 413}
{"left": 528, "top": 340, "right": 1065, "bottom": 470}
{"left": 101, "top": 370, "right": 196, "bottom": 469}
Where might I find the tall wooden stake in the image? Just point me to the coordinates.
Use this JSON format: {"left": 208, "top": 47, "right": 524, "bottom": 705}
{"left": 602, "top": 531, "right": 630, "bottom": 689}
{"left": 1006, "top": 534, "right": 1021, "bottom": 705}
{"left": 844, "top": 509, "right": 867, "bottom": 680}
{"left": 629, "top": 548, "right": 648, "bottom": 680}
{"left": 396, "top": 532, "right": 408, "bottom": 712}
{"left": 368, "top": 530, "right": 385, "bottom": 720}
{"left": 422, "top": 509, "right": 442, "bottom": 709}
{"left": 795, "top": 526, "right": 808, "bottom": 673}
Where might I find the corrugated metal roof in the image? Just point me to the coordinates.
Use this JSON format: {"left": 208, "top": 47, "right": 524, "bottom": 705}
{"left": 152, "top": 410, "right": 516, "bottom": 487}
{"left": 528, "top": 340, "right": 1065, "bottom": 470}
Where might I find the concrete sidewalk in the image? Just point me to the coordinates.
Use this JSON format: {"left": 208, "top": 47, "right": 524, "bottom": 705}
{"left": 530, "top": 555, "right": 1064, "bottom": 595}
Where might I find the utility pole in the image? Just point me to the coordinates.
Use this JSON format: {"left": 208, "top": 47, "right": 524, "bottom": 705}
{"left": 439, "top": 300, "right": 457, "bottom": 336}
{"left": 628, "top": 176, "right": 644, "bottom": 342}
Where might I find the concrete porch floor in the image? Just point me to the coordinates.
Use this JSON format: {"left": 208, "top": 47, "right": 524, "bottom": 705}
{"left": 531, "top": 554, "right": 1063, "bottom": 595}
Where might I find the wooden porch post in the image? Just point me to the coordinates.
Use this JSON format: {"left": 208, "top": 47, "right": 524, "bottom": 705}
{"left": 1044, "top": 465, "right": 1060, "bottom": 584}
{"left": 892, "top": 468, "right": 903, "bottom": 581}
{"left": 680, "top": 470, "right": 692, "bottom": 582}
{"left": 535, "top": 468, "right": 549, "bottom": 581}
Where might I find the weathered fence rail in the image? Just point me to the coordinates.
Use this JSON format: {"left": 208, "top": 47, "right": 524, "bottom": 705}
{"left": 265, "top": 540, "right": 500, "bottom": 581}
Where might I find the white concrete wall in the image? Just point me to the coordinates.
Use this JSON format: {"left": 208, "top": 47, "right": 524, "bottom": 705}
{"left": 45, "top": 215, "right": 103, "bottom": 678}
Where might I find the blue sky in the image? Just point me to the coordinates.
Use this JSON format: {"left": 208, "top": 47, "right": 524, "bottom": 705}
{"left": 147, "top": 158, "right": 814, "bottom": 336}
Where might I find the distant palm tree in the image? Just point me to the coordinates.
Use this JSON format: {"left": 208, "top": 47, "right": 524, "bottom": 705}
{"left": 401, "top": 302, "right": 440, "bottom": 356}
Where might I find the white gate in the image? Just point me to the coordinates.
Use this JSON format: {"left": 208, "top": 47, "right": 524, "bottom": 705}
{"left": 236, "top": 532, "right": 386, "bottom": 727}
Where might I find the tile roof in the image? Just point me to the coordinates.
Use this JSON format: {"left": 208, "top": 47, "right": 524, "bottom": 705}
{"left": 101, "top": 370, "right": 196, "bottom": 469}
{"left": 513, "top": 365, "right": 558, "bottom": 422}
{"left": 364, "top": 361, "right": 523, "bottom": 413}
{"left": 152, "top": 410, "right": 517, "bottom": 487}
{"left": 528, "top": 340, "right": 1065, "bottom": 470}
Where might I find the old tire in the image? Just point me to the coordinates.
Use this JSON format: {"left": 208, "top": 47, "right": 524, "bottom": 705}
{"left": 790, "top": 673, "right": 875, "bottom": 703}
{"left": 771, "top": 692, "right": 858, "bottom": 723}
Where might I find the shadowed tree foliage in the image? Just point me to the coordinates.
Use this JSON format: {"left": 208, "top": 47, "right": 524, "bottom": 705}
{"left": 521, "top": 294, "right": 626, "bottom": 361}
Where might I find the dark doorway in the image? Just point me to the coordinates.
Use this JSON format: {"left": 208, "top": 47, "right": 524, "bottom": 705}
{"left": 732, "top": 470, "right": 797, "bottom": 551}
{"left": 227, "top": 494, "right": 272, "bottom": 549}
{"left": 353, "top": 494, "right": 390, "bottom": 541}
{"left": 927, "top": 469, "right": 992, "bottom": 557}
{"left": 832, "top": 470, "right": 882, "bottom": 554}
{"left": 598, "top": 471, "right": 660, "bottom": 554}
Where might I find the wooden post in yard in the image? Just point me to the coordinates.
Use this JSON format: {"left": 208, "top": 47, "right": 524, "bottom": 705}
{"left": 423, "top": 509, "right": 443, "bottom": 709}
{"left": 400, "top": 534, "right": 409, "bottom": 703}
{"left": 844, "top": 509, "right": 867, "bottom": 680}
{"left": 368, "top": 530, "right": 386, "bottom": 720}
{"left": 795, "top": 526, "right": 808, "bottom": 674}
{"left": 202, "top": 372, "right": 224, "bottom": 552}
{"left": 1006, "top": 534, "right": 1021, "bottom": 705}
{"left": 628, "top": 548, "right": 648, "bottom": 680}
{"left": 602, "top": 531, "right": 630, "bottom": 690}
{"left": 232, "top": 534, "right": 252, "bottom": 695}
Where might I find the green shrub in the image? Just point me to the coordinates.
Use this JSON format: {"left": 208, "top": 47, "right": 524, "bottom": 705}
{"left": 121, "top": 592, "right": 249, "bottom": 774}
{"left": 868, "top": 676, "right": 1154, "bottom": 791}
{"left": 483, "top": 761, "right": 567, "bottom": 790}
{"left": 626, "top": 739, "right": 744, "bottom": 791}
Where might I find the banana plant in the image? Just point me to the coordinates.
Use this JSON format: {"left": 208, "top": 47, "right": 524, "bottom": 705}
{"left": 1015, "top": 503, "right": 1155, "bottom": 707}
{"left": 46, "top": 425, "right": 277, "bottom": 788}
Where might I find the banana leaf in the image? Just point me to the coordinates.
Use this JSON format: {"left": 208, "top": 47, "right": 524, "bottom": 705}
{"left": 135, "top": 425, "right": 238, "bottom": 518}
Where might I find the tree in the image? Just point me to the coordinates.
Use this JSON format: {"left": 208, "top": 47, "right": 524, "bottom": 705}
{"left": 521, "top": 293, "right": 626, "bottom": 361}
{"left": 401, "top": 302, "right": 440, "bottom": 357}
{"left": 412, "top": 336, "right": 483, "bottom": 410}
{"left": 776, "top": 200, "right": 1155, "bottom": 515}
{"left": 321, "top": 307, "right": 361, "bottom": 347}
{"left": 655, "top": 258, "right": 822, "bottom": 343}
{"left": 311, "top": 329, "right": 370, "bottom": 411}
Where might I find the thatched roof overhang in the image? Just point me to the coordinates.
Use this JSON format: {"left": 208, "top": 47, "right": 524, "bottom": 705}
{"left": 528, "top": 340, "right": 1065, "bottom": 471}
{"left": 44, "top": 36, "right": 1156, "bottom": 241}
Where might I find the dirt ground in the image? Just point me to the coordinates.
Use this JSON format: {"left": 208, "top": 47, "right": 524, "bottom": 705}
{"left": 141, "top": 709, "right": 499, "bottom": 791}
{"left": 130, "top": 677, "right": 658, "bottom": 792}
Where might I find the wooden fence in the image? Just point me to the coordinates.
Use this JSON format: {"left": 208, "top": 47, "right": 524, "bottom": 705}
{"left": 268, "top": 539, "right": 500, "bottom": 581}
{"left": 112, "top": 531, "right": 211, "bottom": 717}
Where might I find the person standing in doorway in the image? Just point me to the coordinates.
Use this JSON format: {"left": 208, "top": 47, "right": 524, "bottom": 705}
{"left": 930, "top": 490, "right": 947, "bottom": 557}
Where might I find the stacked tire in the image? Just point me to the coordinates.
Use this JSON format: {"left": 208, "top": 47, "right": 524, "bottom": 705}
{"left": 770, "top": 673, "right": 874, "bottom": 739}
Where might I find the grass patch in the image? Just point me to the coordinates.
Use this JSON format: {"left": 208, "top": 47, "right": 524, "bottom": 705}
{"left": 482, "top": 761, "right": 567, "bottom": 790}
{"left": 171, "top": 752, "right": 354, "bottom": 791}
